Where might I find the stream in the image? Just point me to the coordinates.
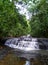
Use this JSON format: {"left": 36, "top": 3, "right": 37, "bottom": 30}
{"left": 0, "top": 45, "right": 48, "bottom": 65}
{"left": 0, "top": 35, "right": 48, "bottom": 65}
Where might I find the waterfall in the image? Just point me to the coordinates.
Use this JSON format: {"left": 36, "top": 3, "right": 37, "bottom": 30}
{"left": 5, "top": 35, "right": 40, "bottom": 51}
{"left": 5, "top": 35, "right": 48, "bottom": 51}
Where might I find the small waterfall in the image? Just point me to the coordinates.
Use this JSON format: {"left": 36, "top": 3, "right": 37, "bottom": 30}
{"left": 5, "top": 35, "right": 48, "bottom": 51}
{"left": 4, "top": 35, "right": 48, "bottom": 65}
{"left": 5, "top": 35, "right": 40, "bottom": 51}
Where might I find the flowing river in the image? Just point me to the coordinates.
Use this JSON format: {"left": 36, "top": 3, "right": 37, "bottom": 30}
{"left": 0, "top": 35, "right": 48, "bottom": 65}
{"left": 0, "top": 45, "right": 48, "bottom": 65}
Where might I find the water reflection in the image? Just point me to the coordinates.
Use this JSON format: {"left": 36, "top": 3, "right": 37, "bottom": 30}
{"left": 0, "top": 45, "right": 48, "bottom": 65}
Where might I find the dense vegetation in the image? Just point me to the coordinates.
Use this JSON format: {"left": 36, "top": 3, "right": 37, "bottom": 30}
{"left": 0, "top": 0, "right": 29, "bottom": 37}
{"left": 29, "top": 0, "right": 48, "bottom": 37}
{"left": 0, "top": 0, "right": 48, "bottom": 38}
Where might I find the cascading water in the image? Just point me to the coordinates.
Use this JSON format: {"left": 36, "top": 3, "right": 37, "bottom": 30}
{"left": 5, "top": 35, "right": 40, "bottom": 52}
{"left": 4, "top": 35, "right": 48, "bottom": 65}
{"left": 5, "top": 35, "right": 47, "bottom": 52}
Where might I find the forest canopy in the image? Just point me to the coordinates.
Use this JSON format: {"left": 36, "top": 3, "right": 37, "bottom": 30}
{"left": 0, "top": 0, "right": 48, "bottom": 38}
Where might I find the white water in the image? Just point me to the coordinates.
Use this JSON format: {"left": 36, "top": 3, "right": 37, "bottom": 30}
{"left": 25, "top": 60, "right": 32, "bottom": 65}
{"left": 5, "top": 35, "right": 40, "bottom": 51}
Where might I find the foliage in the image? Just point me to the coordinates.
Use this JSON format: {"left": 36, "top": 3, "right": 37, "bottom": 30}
{"left": 29, "top": 0, "right": 48, "bottom": 37}
{"left": 0, "top": 0, "right": 29, "bottom": 37}
{"left": 0, "top": 0, "right": 48, "bottom": 38}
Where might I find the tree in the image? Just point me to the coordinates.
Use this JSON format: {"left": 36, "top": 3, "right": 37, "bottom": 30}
{"left": 0, "top": 0, "right": 29, "bottom": 37}
{"left": 29, "top": 0, "right": 48, "bottom": 37}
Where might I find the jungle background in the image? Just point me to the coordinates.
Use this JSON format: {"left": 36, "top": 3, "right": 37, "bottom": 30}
{"left": 0, "top": 0, "right": 48, "bottom": 38}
